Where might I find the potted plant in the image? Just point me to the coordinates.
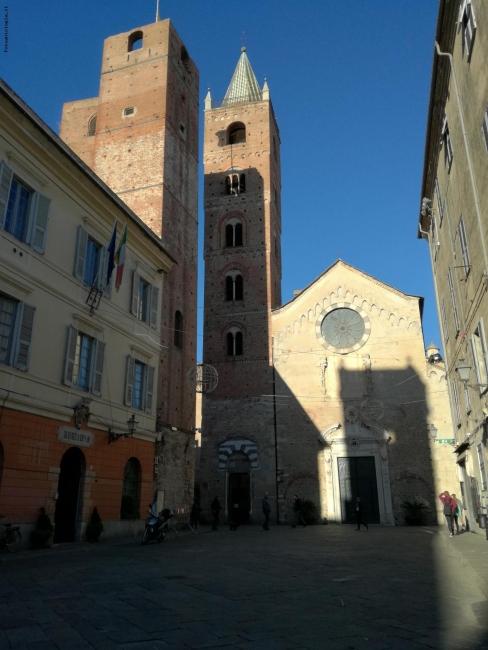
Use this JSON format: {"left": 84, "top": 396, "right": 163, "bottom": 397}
{"left": 30, "top": 507, "right": 54, "bottom": 549}
{"left": 402, "top": 498, "right": 429, "bottom": 525}
{"left": 85, "top": 507, "right": 104, "bottom": 542}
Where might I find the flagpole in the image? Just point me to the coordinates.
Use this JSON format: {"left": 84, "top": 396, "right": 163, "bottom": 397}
{"left": 156, "top": 0, "right": 160, "bottom": 22}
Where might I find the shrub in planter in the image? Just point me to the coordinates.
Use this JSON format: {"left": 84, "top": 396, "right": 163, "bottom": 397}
{"left": 86, "top": 507, "right": 104, "bottom": 542}
{"left": 402, "top": 498, "right": 429, "bottom": 525}
{"left": 301, "top": 499, "right": 319, "bottom": 525}
{"left": 30, "top": 507, "right": 54, "bottom": 549}
{"left": 120, "top": 494, "right": 140, "bottom": 520}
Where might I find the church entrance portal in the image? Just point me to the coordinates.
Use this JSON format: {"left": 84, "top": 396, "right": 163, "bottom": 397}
{"left": 228, "top": 473, "right": 250, "bottom": 524}
{"left": 54, "top": 447, "right": 85, "bottom": 543}
{"left": 338, "top": 456, "right": 380, "bottom": 524}
{"left": 226, "top": 451, "right": 251, "bottom": 524}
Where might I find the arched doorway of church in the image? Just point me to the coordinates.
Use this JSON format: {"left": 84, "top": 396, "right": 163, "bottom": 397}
{"left": 54, "top": 447, "right": 85, "bottom": 543}
{"left": 338, "top": 456, "right": 380, "bottom": 524}
{"left": 227, "top": 451, "right": 251, "bottom": 525}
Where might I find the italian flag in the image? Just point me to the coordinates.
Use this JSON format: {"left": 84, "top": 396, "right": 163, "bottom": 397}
{"left": 115, "top": 223, "right": 127, "bottom": 292}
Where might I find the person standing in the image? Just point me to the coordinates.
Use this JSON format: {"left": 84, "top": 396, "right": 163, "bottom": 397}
{"left": 355, "top": 496, "right": 368, "bottom": 531}
{"left": 262, "top": 492, "right": 271, "bottom": 530}
{"left": 451, "top": 493, "right": 462, "bottom": 534}
{"left": 211, "top": 496, "right": 221, "bottom": 531}
{"left": 190, "top": 502, "right": 201, "bottom": 530}
{"left": 439, "top": 491, "right": 456, "bottom": 537}
{"left": 291, "top": 494, "right": 306, "bottom": 528}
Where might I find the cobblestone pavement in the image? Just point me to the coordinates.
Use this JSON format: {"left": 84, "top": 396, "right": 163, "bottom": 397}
{"left": 1, "top": 524, "right": 488, "bottom": 650}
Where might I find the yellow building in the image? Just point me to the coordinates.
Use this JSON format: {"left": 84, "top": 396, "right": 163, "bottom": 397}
{"left": 419, "top": 0, "right": 488, "bottom": 533}
{"left": 0, "top": 78, "right": 176, "bottom": 543}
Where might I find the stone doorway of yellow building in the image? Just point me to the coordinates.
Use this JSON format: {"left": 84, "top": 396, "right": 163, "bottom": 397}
{"left": 227, "top": 452, "right": 251, "bottom": 525}
{"left": 54, "top": 447, "right": 85, "bottom": 543}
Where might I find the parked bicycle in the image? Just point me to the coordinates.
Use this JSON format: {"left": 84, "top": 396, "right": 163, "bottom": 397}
{"left": 0, "top": 515, "right": 22, "bottom": 553}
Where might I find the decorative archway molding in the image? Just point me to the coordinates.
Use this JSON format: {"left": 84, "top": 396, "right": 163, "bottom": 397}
{"left": 218, "top": 436, "right": 258, "bottom": 469}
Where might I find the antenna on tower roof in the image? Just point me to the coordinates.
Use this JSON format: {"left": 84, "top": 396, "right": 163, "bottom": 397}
{"left": 156, "top": 0, "right": 160, "bottom": 22}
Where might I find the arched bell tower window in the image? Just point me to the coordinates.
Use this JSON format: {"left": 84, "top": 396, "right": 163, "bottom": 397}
{"left": 128, "top": 31, "right": 143, "bottom": 52}
{"left": 88, "top": 114, "right": 97, "bottom": 137}
{"left": 174, "top": 310, "right": 184, "bottom": 348}
{"left": 225, "top": 271, "right": 243, "bottom": 301}
{"left": 228, "top": 122, "right": 246, "bottom": 145}
{"left": 226, "top": 328, "right": 243, "bottom": 356}
{"left": 225, "top": 173, "right": 246, "bottom": 195}
{"left": 225, "top": 219, "right": 243, "bottom": 247}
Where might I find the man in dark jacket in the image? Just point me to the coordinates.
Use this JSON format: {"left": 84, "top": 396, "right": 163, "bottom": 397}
{"left": 291, "top": 494, "right": 306, "bottom": 528}
{"left": 262, "top": 492, "right": 271, "bottom": 530}
{"left": 355, "top": 496, "right": 368, "bottom": 531}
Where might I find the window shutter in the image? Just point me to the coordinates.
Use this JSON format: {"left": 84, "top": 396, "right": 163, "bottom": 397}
{"left": 131, "top": 271, "right": 140, "bottom": 316}
{"left": 74, "top": 226, "right": 88, "bottom": 281}
{"left": 14, "top": 303, "right": 36, "bottom": 371}
{"left": 149, "top": 285, "right": 159, "bottom": 328}
{"left": 125, "top": 355, "right": 135, "bottom": 406}
{"left": 0, "top": 162, "right": 13, "bottom": 229}
{"left": 145, "top": 364, "right": 155, "bottom": 413}
{"left": 91, "top": 340, "right": 105, "bottom": 396}
{"left": 63, "top": 325, "right": 78, "bottom": 385}
{"left": 482, "top": 108, "right": 488, "bottom": 155}
{"left": 30, "top": 192, "right": 50, "bottom": 254}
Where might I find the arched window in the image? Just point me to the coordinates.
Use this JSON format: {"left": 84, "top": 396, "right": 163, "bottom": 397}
{"left": 128, "top": 31, "right": 143, "bottom": 52}
{"left": 226, "top": 329, "right": 243, "bottom": 356}
{"left": 225, "top": 272, "right": 243, "bottom": 301}
{"left": 174, "top": 310, "right": 183, "bottom": 348}
{"left": 120, "top": 458, "right": 141, "bottom": 519}
{"left": 88, "top": 114, "right": 97, "bottom": 137}
{"left": 181, "top": 46, "right": 191, "bottom": 72}
{"left": 228, "top": 122, "right": 246, "bottom": 145}
{"left": 225, "top": 174, "right": 245, "bottom": 196}
{"left": 225, "top": 220, "right": 243, "bottom": 247}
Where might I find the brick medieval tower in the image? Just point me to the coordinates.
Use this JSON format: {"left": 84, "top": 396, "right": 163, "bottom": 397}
{"left": 60, "top": 20, "right": 199, "bottom": 436}
{"left": 199, "top": 48, "right": 282, "bottom": 523}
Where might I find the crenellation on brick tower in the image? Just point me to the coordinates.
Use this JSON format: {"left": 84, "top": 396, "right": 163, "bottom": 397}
{"left": 60, "top": 19, "right": 198, "bottom": 433}
{"left": 199, "top": 48, "right": 282, "bottom": 521}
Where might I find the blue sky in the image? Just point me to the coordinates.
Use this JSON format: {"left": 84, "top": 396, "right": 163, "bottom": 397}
{"left": 3, "top": 0, "right": 440, "bottom": 360}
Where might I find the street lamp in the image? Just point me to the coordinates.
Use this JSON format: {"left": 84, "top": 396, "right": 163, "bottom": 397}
{"left": 108, "top": 414, "right": 139, "bottom": 444}
{"left": 428, "top": 423, "right": 438, "bottom": 440}
{"left": 455, "top": 359, "right": 472, "bottom": 385}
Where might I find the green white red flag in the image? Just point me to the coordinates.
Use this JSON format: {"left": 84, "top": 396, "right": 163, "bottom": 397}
{"left": 115, "top": 223, "right": 127, "bottom": 292}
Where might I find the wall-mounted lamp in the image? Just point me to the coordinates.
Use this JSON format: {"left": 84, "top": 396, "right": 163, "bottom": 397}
{"left": 455, "top": 359, "right": 488, "bottom": 389}
{"left": 421, "top": 197, "right": 432, "bottom": 217}
{"left": 108, "top": 414, "right": 139, "bottom": 444}
{"left": 428, "top": 423, "right": 438, "bottom": 440}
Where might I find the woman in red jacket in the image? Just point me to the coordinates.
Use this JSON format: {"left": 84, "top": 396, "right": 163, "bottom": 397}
{"left": 439, "top": 491, "right": 456, "bottom": 537}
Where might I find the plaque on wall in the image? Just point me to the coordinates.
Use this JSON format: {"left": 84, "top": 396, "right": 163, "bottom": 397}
{"left": 58, "top": 426, "right": 94, "bottom": 448}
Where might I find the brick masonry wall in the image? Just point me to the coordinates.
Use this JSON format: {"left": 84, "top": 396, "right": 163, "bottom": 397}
{"left": 59, "top": 20, "right": 199, "bottom": 508}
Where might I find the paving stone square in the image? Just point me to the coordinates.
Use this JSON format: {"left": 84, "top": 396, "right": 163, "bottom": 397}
{"left": 1, "top": 525, "right": 487, "bottom": 649}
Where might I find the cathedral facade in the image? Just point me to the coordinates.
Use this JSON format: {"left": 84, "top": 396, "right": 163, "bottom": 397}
{"left": 198, "top": 51, "right": 457, "bottom": 526}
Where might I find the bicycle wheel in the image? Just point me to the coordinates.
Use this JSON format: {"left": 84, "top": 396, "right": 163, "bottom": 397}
{"left": 6, "top": 529, "right": 22, "bottom": 553}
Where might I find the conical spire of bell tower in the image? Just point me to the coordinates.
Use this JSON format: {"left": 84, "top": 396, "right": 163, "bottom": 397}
{"left": 222, "top": 47, "right": 262, "bottom": 106}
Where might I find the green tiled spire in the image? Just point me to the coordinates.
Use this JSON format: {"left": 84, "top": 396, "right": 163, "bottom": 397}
{"left": 222, "top": 47, "right": 262, "bottom": 106}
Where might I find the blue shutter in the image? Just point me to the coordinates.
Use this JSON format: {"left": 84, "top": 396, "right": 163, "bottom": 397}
{"left": 149, "top": 285, "right": 159, "bottom": 328}
{"left": 125, "top": 355, "right": 135, "bottom": 406}
{"left": 14, "top": 303, "right": 36, "bottom": 371}
{"left": 0, "top": 162, "right": 13, "bottom": 229}
{"left": 145, "top": 365, "right": 155, "bottom": 413}
{"left": 74, "top": 226, "right": 88, "bottom": 281}
{"left": 63, "top": 326, "right": 78, "bottom": 385}
{"left": 91, "top": 340, "right": 105, "bottom": 396}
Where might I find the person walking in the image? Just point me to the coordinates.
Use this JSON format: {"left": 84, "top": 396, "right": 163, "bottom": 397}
{"left": 439, "top": 491, "right": 456, "bottom": 537}
{"left": 262, "top": 492, "right": 271, "bottom": 530}
{"left": 190, "top": 502, "right": 201, "bottom": 530}
{"left": 211, "top": 496, "right": 221, "bottom": 531}
{"left": 291, "top": 494, "right": 306, "bottom": 528}
{"left": 451, "top": 493, "right": 462, "bottom": 534}
{"left": 355, "top": 496, "right": 368, "bottom": 531}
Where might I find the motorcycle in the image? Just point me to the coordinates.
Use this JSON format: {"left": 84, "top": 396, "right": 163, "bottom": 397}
{"left": 142, "top": 506, "right": 173, "bottom": 544}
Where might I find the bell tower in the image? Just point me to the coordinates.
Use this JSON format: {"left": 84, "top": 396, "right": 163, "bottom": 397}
{"left": 199, "top": 48, "right": 282, "bottom": 519}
